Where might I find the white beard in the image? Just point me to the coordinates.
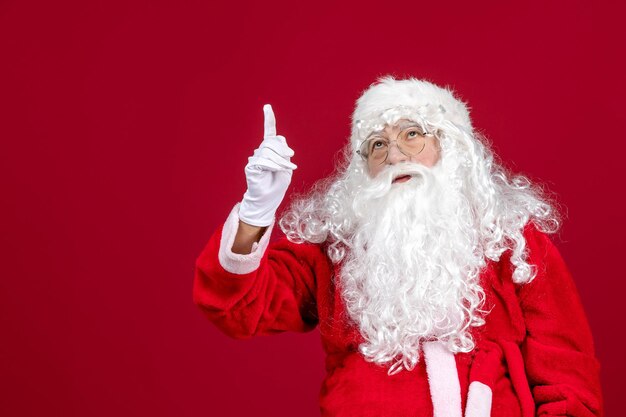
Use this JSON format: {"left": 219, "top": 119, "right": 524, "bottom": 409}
{"left": 339, "top": 161, "right": 489, "bottom": 375}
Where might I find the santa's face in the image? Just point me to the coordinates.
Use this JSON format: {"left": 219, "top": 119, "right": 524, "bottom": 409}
{"left": 365, "top": 119, "right": 441, "bottom": 178}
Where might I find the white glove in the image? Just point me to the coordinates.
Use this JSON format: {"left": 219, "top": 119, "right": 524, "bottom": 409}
{"left": 238, "top": 104, "right": 297, "bottom": 227}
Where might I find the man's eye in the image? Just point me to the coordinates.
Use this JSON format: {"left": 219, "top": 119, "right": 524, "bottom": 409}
{"left": 370, "top": 140, "right": 387, "bottom": 153}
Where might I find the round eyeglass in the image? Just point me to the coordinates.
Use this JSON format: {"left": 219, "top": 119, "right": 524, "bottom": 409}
{"left": 356, "top": 125, "right": 434, "bottom": 165}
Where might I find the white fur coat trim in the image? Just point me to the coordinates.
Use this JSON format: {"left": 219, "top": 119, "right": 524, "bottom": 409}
{"left": 218, "top": 202, "right": 274, "bottom": 275}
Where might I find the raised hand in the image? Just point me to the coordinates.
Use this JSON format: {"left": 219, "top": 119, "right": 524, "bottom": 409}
{"left": 238, "top": 104, "right": 297, "bottom": 227}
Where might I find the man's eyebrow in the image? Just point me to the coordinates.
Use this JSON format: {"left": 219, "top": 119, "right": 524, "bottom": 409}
{"left": 396, "top": 121, "right": 421, "bottom": 129}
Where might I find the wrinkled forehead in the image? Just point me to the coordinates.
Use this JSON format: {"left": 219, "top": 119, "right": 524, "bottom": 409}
{"left": 354, "top": 105, "right": 430, "bottom": 141}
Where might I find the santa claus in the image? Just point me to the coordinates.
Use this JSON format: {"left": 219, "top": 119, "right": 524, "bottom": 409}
{"left": 193, "top": 76, "right": 603, "bottom": 417}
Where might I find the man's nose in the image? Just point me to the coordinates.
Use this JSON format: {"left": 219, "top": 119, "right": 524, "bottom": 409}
{"left": 386, "top": 141, "right": 408, "bottom": 164}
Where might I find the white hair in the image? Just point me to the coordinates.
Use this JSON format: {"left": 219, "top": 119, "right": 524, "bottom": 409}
{"left": 279, "top": 77, "right": 561, "bottom": 374}
{"left": 281, "top": 116, "right": 560, "bottom": 281}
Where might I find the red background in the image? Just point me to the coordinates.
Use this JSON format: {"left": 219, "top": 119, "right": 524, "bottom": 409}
{"left": 1, "top": 1, "right": 624, "bottom": 416}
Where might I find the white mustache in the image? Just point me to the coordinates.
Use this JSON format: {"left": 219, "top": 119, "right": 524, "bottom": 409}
{"left": 361, "top": 162, "right": 434, "bottom": 199}
{"left": 350, "top": 163, "right": 439, "bottom": 221}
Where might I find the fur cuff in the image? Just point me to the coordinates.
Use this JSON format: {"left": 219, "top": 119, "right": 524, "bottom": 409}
{"left": 218, "top": 202, "right": 274, "bottom": 275}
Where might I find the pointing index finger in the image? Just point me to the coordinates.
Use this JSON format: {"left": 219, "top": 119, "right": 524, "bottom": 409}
{"left": 263, "top": 104, "right": 277, "bottom": 137}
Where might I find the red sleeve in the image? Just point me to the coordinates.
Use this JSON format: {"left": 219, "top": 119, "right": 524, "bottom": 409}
{"left": 517, "top": 224, "right": 603, "bottom": 417}
{"left": 192, "top": 222, "right": 332, "bottom": 339}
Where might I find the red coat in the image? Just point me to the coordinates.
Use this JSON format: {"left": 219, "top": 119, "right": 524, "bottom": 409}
{"left": 193, "top": 204, "right": 603, "bottom": 417}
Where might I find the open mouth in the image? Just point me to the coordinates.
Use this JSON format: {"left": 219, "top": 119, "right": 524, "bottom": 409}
{"left": 392, "top": 174, "right": 412, "bottom": 184}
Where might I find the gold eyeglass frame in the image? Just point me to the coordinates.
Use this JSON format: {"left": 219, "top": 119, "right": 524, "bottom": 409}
{"left": 356, "top": 128, "right": 435, "bottom": 166}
